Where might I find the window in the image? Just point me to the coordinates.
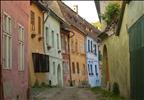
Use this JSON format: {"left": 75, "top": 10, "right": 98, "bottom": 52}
{"left": 65, "top": 36, "right": 68, "bottom": 52}
{"left": 91, "top": 41, "right": 93, "bottom": 52}
{"left": 83, "top": 64, "right": 85, "bottom": 75}
{"left": 32, "top": 53, "right": 49, "bottom": 72}
{"left": 18, "top": 25, "right": 24, "bottom": 71}
{"left": 2, "top": 13, "right": 12, "bottom": 69}
{"left": 31, "top": 11, "right": 35, "bottom": 31}
{"left": 75, "top": 39, "right": 78, "bottom": 52}
{"left": 57, "top": 34, "right": 59, "bottom": 49}
{"left": 91, "top": 64, "right": 93, "bottom": 75}
{"left": 53, "top": 62, "right": 55, "bottom": 75}
{"left": 88, "top": 64, "right": 90, "bottom": 74}
{"left": 61, "top": 34, "right": 64, "bottom": 51}
{"left": 80, "top": 41, "right": 84, "bottom": 53}
{"left": 95, "top": 65, "right": 98, "bottom": 76}
{"left": 94, "top": 44, "right": 97, "bottom": 55}
{"left": 72, "top": 62, "right": 75, "bottom": 73}
{"left": 71, "top": 37, "right": 74, "bottom": 51}
{"left": 76, "top": 62, "right": 79, "bottom": 74}
{"left": 38, "top": 16, "right": 41, "bottom": 34}
{"left": 45, "top": 27, "right": 49, "bottom": 46}
{"left": 52, "top": 30, "right": 54, "bottom": 48}
{"left": 88, "top": 40, "right": 90, "bottom": 52}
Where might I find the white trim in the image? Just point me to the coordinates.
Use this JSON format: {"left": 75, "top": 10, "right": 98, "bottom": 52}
{"left": 2, "top": 12, "right": 12, "bottom": 70}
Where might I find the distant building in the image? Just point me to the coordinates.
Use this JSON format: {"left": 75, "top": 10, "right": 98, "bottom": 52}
{"left": 86, "top": 32, "right": 101, "bottom": 87}
{"left": 59, "top": 1, "right": 88, "bottom": 87}
{"left": 1, "top": 1, "right": 30, "bottom": 100}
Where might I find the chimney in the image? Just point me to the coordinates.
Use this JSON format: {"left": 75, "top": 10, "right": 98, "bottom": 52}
{"left": 73, "top": 5, "right": 78, "bottom": 14}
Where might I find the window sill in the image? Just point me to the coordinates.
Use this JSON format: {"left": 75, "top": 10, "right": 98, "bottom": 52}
{"left": 18, "top": 70, "right": 24, "bottom": 72}
{"left": 2, "top": 67, "right": 11, "bottom": 70}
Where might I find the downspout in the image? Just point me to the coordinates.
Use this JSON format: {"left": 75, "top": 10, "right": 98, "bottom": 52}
{"left": 68, "top": 30, "right": 74, "bottom": 86}
{"left": 43, "top": 8, "right": 50, "bottom": 54}
{"left": 84, "top": 33, "right": 88, "bottom": 83}
{"left": 0, "top": 18, "right": 4, "bottom": 100}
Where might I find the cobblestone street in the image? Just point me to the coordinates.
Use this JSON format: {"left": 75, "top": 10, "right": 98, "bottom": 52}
{"left": 32, "top": 87, "right": 99, "bottom": 100}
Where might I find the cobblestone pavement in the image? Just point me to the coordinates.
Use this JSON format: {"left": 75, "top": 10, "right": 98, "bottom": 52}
{"left": 32, "top": 87, "right": 100, "bottom": 100}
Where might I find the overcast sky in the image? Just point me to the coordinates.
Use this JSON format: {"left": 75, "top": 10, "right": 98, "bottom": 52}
{"left": 63, "top": 1, "right": 99, "bottom": 23}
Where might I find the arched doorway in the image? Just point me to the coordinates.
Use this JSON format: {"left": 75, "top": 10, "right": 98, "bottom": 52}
{"left": 103, "top": 45, "right": 110, "bottom": 86}
{"left": 57, "top": 64, "right": 62, "bottom": 87}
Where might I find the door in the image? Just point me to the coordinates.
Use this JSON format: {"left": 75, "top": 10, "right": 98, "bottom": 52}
{"left": 57, "top": 64, "right": 62, "bottom": 87}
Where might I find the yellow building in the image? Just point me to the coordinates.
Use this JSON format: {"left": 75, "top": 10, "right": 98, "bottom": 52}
{"left": 96, "top": 1, "right": 130, "bottom": 98}
{"left": 28, "top": 1, "right": 47, "bottom": 86}
{"left": 70, "top": 27, "right": 87, "bottom": 86}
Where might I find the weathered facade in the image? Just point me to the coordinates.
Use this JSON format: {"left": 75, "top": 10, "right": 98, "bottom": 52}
{"left": 61, "top": 27, "right": 71, "bottom": 86}
{"left": 1, "top": 1, "right": 30, "bottom": 100}
{"left": 58, "top": 2, "right": 88, "bottom": 87}
{"left": 96, "top": 1, "right": 130, "bottom": 98}
{"left": 29, "top": 1, "right": 48, "bottom": 86}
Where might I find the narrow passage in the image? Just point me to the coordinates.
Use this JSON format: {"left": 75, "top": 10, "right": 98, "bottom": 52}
{"left": 32, "top": 87, "right": 99, "bottom": 100}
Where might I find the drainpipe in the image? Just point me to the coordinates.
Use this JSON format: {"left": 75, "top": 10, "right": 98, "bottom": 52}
{"left": 68, "top": 30, "right": 74, "bottom": 86}
{"left": 84, "top": 33, "right": 88, "bottom": 84}
{"left": 43, "top": 8, "right": 50, "bottom": 54}
{"left": 0, "top": 22, "right": 4, "bottom": 100}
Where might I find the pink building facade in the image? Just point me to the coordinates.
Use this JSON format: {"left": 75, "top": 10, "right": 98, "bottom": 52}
{"left": 1, "top": 1, "right": 30, "bottom": 100}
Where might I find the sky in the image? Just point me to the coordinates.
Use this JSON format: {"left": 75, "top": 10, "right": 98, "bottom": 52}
{"left": 63, "top": 1, "right": 99, "bottom": 23}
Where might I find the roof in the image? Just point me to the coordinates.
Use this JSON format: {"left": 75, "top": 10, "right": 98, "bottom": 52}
{"left": 31, "top": 1, "right": 47, "bottom": 11}
{"left": 94, "top": 1, "right": 101, "bottom": 22}
{"left": 58, "top": 1, "right": 101, "bottom": 38}
{"left": 42, "top": 1, "right": 70, "bottom": 27}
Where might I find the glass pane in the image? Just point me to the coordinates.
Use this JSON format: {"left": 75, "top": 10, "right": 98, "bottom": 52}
{"left": 8, "top": 37, "right": 11, "bottom": 68}
{"left": 3, "top": 35, "right": 7, "bottom": 67}
{"left": 8, "top": 17, "right": 11, "bottom": 34}
{"left": 22, "top": 44, "right": 24, "bottom": 70}
{"left": 3, "top": 14, "right": 7, "bottom": 32}
{"left": 22, "top": 28, "right": 24, "bottom": 42}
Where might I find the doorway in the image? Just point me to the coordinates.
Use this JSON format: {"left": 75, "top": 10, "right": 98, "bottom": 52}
{"left": 57, "top": 64, "right": 62, "bottom": 87}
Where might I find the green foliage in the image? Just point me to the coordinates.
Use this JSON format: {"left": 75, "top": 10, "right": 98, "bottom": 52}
{"left": 91, "top": 87, "right": 124, "bottom": 100}
{"left": 101, "top": 3, "right": 120, "bottom": 24}
{"left": 112, "top": 82, "right": 120, "bottom": 95}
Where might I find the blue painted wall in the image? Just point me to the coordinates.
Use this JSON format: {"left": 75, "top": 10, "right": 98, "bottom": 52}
{"left": 86, "top": 36, "right": 101, "bottom": 87}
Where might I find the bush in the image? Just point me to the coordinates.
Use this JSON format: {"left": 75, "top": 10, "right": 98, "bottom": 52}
{"left": 112, "top": 82, "right": 120, "bottom": 95}
{"left": 101, "top": 3, "right": 120, "bottom": 24}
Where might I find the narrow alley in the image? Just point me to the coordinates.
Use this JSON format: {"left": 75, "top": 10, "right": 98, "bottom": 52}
{"left": 32, "top": 87, "right": 99, "bottom": 100}
{"left": 1, "top": 1, "right": 144, "bottom": 100}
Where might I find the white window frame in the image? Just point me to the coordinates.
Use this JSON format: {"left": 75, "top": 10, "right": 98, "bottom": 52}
{"left": 2, "top": 12, "right": 12, "bottom": 69}
{"left": 57, "top": 33, "right": 59, "bottom": 49}
{"left": 18, "top": 24, "right": 25, "bottom": 71}
{"left": 53, "top": 62, "right": 55, "bottom": 75}
{"left": 45, "top": 26, "right": 49, "bottom": 48}
{"left": 52, "top": 30, "right": 55, "bottom": 48}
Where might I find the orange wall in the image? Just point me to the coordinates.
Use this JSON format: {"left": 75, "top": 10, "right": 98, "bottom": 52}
{"left": 70, "top": 26, "right": 88, "bottom": 86}
{"left": 29, "top": 3, "right": 46, "bottom": 86}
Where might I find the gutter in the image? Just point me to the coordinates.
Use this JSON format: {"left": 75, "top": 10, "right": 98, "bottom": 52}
{"left": 0, "top": 13, "right": 4, "bottom": 100}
